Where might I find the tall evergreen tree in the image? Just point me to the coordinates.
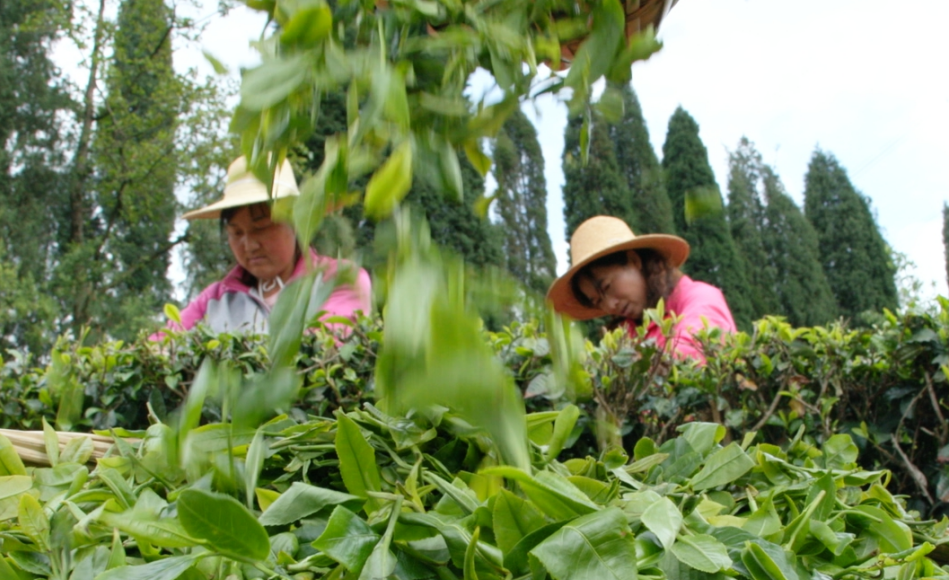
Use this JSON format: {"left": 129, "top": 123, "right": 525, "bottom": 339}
{"left": 943, "top": 203, "right": 949, "bottom": 291}
{"left": 726, "top": 137, "right": 780, "bottom": 319}
{"left": 0, "top": 0, "right": 232, "bottom": 352}
{"left": 493, "top": 109, "right": 556, "bottom": 293}
{"left": 661, "top": 106, "right": 754, "bottom": 329}
{"left": 91, "top": 0, "right": 179, "bottom": 338}
{"left": 609, "top": 83, "right": 676, "bottom": 235}
{"left": 562, "top": 112, "right": 631, "bottom": 237}
{"left": 760, "top": 166, "right": 837, "bottom": 326}
{"left": 803, "top": 149, "right": 898, "bottom": 319}
{"left": 0, "top": 0, "right": 71, "bottom": 352}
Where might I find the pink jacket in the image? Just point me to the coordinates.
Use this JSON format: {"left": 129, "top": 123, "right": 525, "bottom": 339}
{"left": 160, "top": 249, "right": 371, "bottom": 336}
{"left": 631, "top": 275, "right": 736, "bottom": 363}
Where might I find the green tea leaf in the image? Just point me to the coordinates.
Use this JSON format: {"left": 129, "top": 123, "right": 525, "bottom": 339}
{"left": 50, "top": 350, "right": 83, "bottom": 431}
{"left": 0, "top": 475, "right": 33, "bottom": 520}
{"left": 853, "top": 504, "right": 913, "bottom": 553}
{"left": 17, "top": 494, "right": 49, "bottom": 551}
{"left": 98, "top": 511, "right": 197, "bottom": 549}
{"left": 177, "top": 489, "right": 270, "bottom": 562}
{"left": 822, "top": 434, "right": 858, "bottom": 470}
{"left": 0, "top": 555, "right": 27, "bottom": 580}
{"left": 97, "top": 468, "right": 136, "bottom": 510}
{"left": 358, "top": 496, "right": 401, "bottom": 580}
{"left": 107, "top": 528, "right": 126, "bottom": 570}
{"left": 679, "top": 422, "right": 726, "bottom": 456}
{"left": 269, "top": 272, "right": 318, "bottom": 369}
{"left": 690, "top": 443, "right": 755, "bottom": 491}
{"left": 641, "top": 497, "right": 682, "bottom": 550}
{"left": 244, "top": 427, "right": 266, "bottom": 510}
{"left": 334, "top": 411, "right": 383, "bottom": 514}
{"left": 492, "top": 489, "right": 546, "bottom": 553}
{"left": 312, "top": 506, "right": 379, "bottom": 575}
{"left": 233, "top": 366, "right": 302, "bottom": 429}
{"left": 546, "top": 404, "right": 580, "bottom": 462}
{"left": 742, "top": 541, "right": 801, "bottom": 580}
{"left": 60, "top": 435, "right": 94, "bottom": 465}
{"left": 239, "top": 54, "right": 308, "bottom": 111}
{"left": 530, "top": 507, "right": 636, "bottom": 580}
{"left": 684, "top": 186, "right": 724, "bottom": 224}
{"left": 259, "top": 481, "right": 364, "bottom": 526}
{"left": 201, "top": 51, "right": 228, "bottom": 75}
{"left": 42, "top": 418, "right": 59, "bottom": 468}
{"left": 280, "top": 4, "right": 332, "bottom": 46}
{"left": 364, "top": 140, "right": 413, "bottom": 221}
{"left": 463, "top": 526, "right": 480, "bottom": 580}
{"left": 504, "top": 520, "right": 571, "bottom": 574}
{"left": 670, "top": 534, "right": 731, "bottom": 574}
{"left": 487, "top": 467, "right": 597, "bottom": 521}
{"left": 0, "top": 434, "right": 26, "bottom": 476}
{"left": 464, "top": 139, "right": 491, "bottom": 176}
{"left": 94, "top": 553, "right": 202, "bottom": 580}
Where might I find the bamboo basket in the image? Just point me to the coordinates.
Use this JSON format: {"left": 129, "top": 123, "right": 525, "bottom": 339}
{"left": 560, "top": 0, "right": 680, "bottom": 63}
{"left": 0, "top": 429, "right": 121, "bottom": 467}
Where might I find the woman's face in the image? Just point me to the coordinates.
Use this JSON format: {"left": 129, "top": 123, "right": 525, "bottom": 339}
{"left": 576, "top": 251, "right": 648, "bottom": 320}
{"left": 225, "top": 204, "right": 297, "bottom": 283}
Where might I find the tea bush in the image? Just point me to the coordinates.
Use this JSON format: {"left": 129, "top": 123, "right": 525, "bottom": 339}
{"left": 2, "top": 298, "right": 948, "bottom": 517}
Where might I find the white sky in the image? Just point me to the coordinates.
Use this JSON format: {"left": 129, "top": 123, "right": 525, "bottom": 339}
{"left": 79, "top": 0, "right": 949, "bottom": 303}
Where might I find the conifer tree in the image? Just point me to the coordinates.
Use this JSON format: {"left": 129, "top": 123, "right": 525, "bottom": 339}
{"left": 661, "top": 107, "right": 754, "bottom": 329}
{"left": 760, "top": 166, "right": 837, "bottom": 326}
{"left": 609, "top": 83, "right": 676, "bottom": 235}
{"left": 493, "top": 109, "right": 556, "bottom": 293}
{"left": 803, "top": 149, "right": 898, "bottom": 319}
{"left": 562, "top": 113, "right": 631, "bottom": 237}
{"left": 92, "top": 0, "right": 179, "bottom": 338}
{"left": 943, "top": 203, "right": 949, "bottom": 291}
{"left": 726, "top": 137, "right": 780, "bottom": 319}
{"left": 0, "top": 0, "right": 71, "bottom": 352}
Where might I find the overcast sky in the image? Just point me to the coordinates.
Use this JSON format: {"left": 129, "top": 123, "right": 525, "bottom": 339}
{"left": 184, "top": 0, "right": 948, "bottom": 302}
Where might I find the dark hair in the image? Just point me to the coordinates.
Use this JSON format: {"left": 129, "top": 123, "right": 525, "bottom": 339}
{"left": 571, "top": 248, "right": 677, "bottom": 320}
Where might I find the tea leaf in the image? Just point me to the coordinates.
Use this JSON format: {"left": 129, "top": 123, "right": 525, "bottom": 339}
{"left": 334, "top": 411, "right": 383, "bottom": 514}
{"left": 530, "top": 507, "right": 636, "bottom": 580}
{"left": 94, "top": 553, "right": 203, "bottom": 580}
{"left": 312, "top": 506, "right": 379, "bottom": 575}
{"left": 690, "top": 443, "right": 755, "bottom": 491}
{"left": 670, "top": 533, "right": 731, "bottom": 574}
{"left": 641, "top": 497, "right": 681, "bottom": 550}
{"left": 259, "top": 481, "right": 363, "bottom": 526}
{"left": 177, "top": 489, "right": 270, "bottom": 562}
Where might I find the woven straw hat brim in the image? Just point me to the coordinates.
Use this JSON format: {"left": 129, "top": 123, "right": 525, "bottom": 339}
{"left": 182, "top": 157, "right": 300, "bottom": 221}
{"left": 181, "top": 183, "right": 298, "bottom": 220}
{"left": 547, "top": 233, "right": 689, "bottom": 321}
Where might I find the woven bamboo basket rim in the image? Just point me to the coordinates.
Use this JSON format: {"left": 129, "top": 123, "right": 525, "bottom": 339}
{"left": 560, "top": 0, "right": 680, "bottom": 65}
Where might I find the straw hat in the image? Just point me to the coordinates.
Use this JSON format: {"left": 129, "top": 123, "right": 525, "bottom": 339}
{"left": 546, "top": 215, "right": 690, "bottom": 320}
{"left": 182, "top": 156, "right": 299, "bottom": 220}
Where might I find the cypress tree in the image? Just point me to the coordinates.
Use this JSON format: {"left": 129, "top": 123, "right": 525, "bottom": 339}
{"left": 493, "top": 109, "right": 557, "bottom": 293}
{"left": 0, "top": 0, "right": 71, "bottom": 352}
{"left": 726, "top": 137, "right": 780, "bottom": 319}
{"left": 661, "top": 107, "right": 754, "bottom": 329}
{"left": 943, "top": 203, "right": 949, "bottom": 291}
{"left": 92, "top": 0, "right": 179, "bottom": 339}
{"left": 803, "top": 149, "right": 898, "bottom": 319}
{"left": 562, "top": 112, "right": 631, "bottom": 237}
{"left": 760, "top": 166, "right": 837, "bottom": 326}
{"left": 608, "top": 83, "right": 676, "bottom": 235}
